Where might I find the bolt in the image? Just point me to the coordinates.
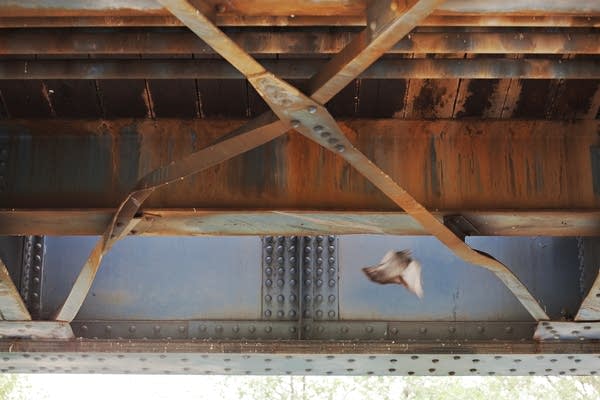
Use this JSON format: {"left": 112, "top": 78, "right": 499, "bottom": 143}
{"left": 307, "top": 105, "right": 317, "bottom": 114}
{"left": 335, "top": 144, "right": 346, "bottom": 153}
{"left": 291, "top": 120, "right": 301, "bottom": 128}
{"left": 320, "top": 131, "right": 331, "bottom": 138}
{"left": 327, "top": 137, "right": 338, "bottom": 145}
{"left": 313, "top": 125, "right": 324, "bottom": 132}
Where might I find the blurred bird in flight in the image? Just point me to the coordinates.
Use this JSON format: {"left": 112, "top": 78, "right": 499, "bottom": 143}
{"left": 362, "top": 250, "right": 424, "bottom": 299}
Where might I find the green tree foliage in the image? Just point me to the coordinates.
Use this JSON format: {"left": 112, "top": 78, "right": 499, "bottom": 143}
{"left": 0, "top": 374, "right": 28, "bottom": 400}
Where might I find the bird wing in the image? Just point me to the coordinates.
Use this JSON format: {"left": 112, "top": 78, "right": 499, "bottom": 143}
{"left": 362, "top": 262, "right": 397, "bottom": 284}
{"left": 400, "top": 259, "right": 424, "bottom": 299}
{"left": 380, "top": 249, "right": 411, "bottom": 264}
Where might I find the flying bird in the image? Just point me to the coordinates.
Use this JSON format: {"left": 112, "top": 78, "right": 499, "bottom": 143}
{"left": 362, "top": 250, "right": 424, "bottom": 299}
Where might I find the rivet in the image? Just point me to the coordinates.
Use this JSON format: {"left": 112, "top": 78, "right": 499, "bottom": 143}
{"left": 320, "top": 131, "right": 331, "bottom": 138}
{"left": 277, "top": 236, "right": 284, "bottom": 243}
{"left": 277, "top": 267, "right": 284, "bottom": 275}
{"left": 313, "top": 125, "right": 324, "bottom": 132}
{"left": 505, "top": 326, "right": 513, "bottom": 333}
{"left": 290, "top": 267, "right": 296, "bottom": 274}
{"left": 305, "top": 279, "right": 312, "bottom": 286}
{"left": 328, "top": 257, "right": 335, "bottom": 266}
{"left": 265, "top": 245, "right": 273, "bottom": 254}
{"left": 328, "top": 310, "right": 336, "bottom": 318}
{"left": 265, "top": 295, "right": 272, "bottom": 302}
{"left": 105, "top": 325, "right": 112, "bottom": 333}
{"left": 327, "top": 137, "right": 338, "bottom": 145}
{"left": 315, "top": 294, "right": 323, "bottom": 302}
{"left": 277, "top": 257, "right": 284, "bottom": 265}
{"left": 335, "top": 144, "right": 345, "bottom": 153}
{"left": 448, "top": 326, "right": 456, "bottom": 333}
{"left": 289, "top": 256, "right": 296, "bottom": 264}
{"left": 129, "top": 326, "right": 136, "bottom": 333}
{"left": 277, "top": 295, "right": 285, "bottom": 303}
{"left": 328, "top": 279, "right": 336, "bottom": 287}
{"left": 277, "top": 279, "right": 284, "bottom": 287}
{"left": 265, "top": 236, "right": 274, "bottom": 243}
{"left": 316, "top": 310, "right": 323, "bottom": 318}
{"left": 265, "top": 257, "right": 272, "bottom": 265}
{"left": 232, "top": 325, "right": 239, "bottom": 333}
{"left": 328, "top": 295, "right": 336, "bottom": 302}
{"left": 304, "top": 267, "right": 312, "bottom": 275}
{"left": 316, "top": 268, "right": 323, "bottom": 276}
{"left": 277, "top": 310, "right": 285, "bottom": 318}
{"left": 390, "top": 327, "right": 398, "bottom": 335}
{"left": 178, "top": 326, "right": 186, "bottom": 333}
{"left": 477, "top": 326, "right": 485, "bottom": 333}
{"left": 289, "top": 310, "right": 297, "bottom": 317}
{"left": 307, "top": 106, "right": 317, "bottom": 114}
{"left": 265, "top": 279, "right": 272, "bottom": 287}
{"left": 265, "top": 267, "right": 273, "bottom": 276}
{"left": 366, "top": 326, "right": 373, "bottom": 333}
{"left": 276, "top": 245, "right": 284, "bottom": 255}
{"left": 249, "top": 326, "right": 256, "bottom": 333}
{"left": 264, "top": 310, "right": 272, "bottom": 318}
{"left": 318, "top": 326, "right": 325, "bottom": 333}
{"left": 199, "top": 325, "right": 207, "bottom": 332}
{"left": 304, "top": 310, "right": 311, "bottom": 318}
{"left": 316, "top": 235, "right": 324, "bottom": 242}
{"left": 291, "top": 120, "right": 301, "bottom": 128}
{"left": 305, "top": 295, "right": 312, "bottom": 302}
{"left": 290, "top": 294, "right": 297, "bottom": 302}
{"left": 316, "top": 279, "right": 323, "bottom": 287}
{"left": 216, "top": 325, "right": 223, "bottom": 333}
{"left": 289, "top": 245, "right": 296, "bottom": 253}
{"left": 316, "top": 257, "right": 323, "bottom": 266}
{"left": 341, "top": 326, "right": 349, "bottom": 333}
{"left": 419, "top": 327, "right": 427, "bottom": 334}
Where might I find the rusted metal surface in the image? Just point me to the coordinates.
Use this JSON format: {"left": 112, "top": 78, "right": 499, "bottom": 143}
{"left": 2, "top": 338, "right": 600, "bottom": 355}
{"left": 1, "top": 119, "right": 597, "bottom": 211}
{"left": 160, "top": 0, "right": 547, "bottom": 320}
{"left": 3, "top": 0, "right": 600, "bottom": 17}
{"left": 0, "top": 15, "right": 598, "bottom": 28}
{"left": 0, "top": 321, "right": 73, "bottom": 339}
{"left": 2, "top": 28, "right": 598, "bottom": 55}
{"left": 4, "top": 58, "right": 594, "bottom": 81}
{"left": 0, "top": 257, "right": 30, "bottom": 320}
{"left": 54, "top": 112, "right": 289, "bottom": 322}
{"left": 1, "top": 210, "right": 598, "bottom": 237}
{"left": 308, "top": 0, "right": 444, "bottom": 104}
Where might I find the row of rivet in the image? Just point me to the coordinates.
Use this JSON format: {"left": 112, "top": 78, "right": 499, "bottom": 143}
{"left": 262, "top": 236, "right": 299, "bottom": 320}
{"left": 20, "top": 236, "right": 44, "bottom": 318}
{"left": 312, "top": 235, "right": 338, "bottom": 321}
{"left": 291, "top": 109, "right": 346, "bottom": 153}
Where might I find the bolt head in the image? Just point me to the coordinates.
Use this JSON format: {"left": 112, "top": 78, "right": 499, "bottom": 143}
{"left": 291, "top": 120, "right": 301, "bottom": 128}
{"left": 307, "top": 105, "right": 317, "bottom": 114}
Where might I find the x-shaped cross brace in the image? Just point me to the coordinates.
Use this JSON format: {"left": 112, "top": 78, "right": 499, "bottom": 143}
{"left": 52, "top": 0, "right": 549, "bottom": 322}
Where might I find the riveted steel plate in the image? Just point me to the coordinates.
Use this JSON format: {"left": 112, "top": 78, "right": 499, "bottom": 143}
{"left": 20, "top": 236, "right": 44, "bottom": 318}
{"left": 0, "top": 345, "right": 599, "bottom": 376}
{"left": 339, "top": 236, "right": 581, "bottom": 321}
{"left": 261, "top": 236, "right": 300, "bottom": 321}
{"left": 41, "top": 236, "right": 262, "bottom": 320}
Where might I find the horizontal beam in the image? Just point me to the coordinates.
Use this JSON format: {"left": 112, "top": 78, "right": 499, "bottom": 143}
{"left": 2, "top": 29, "right": 597, "bottom": 55}
{"left": 1, "top": 58, "right": 598, "bottom": 80}
{"left": 1, "top": 339, "right": 600, "bottom": 375}
{"left": 2, "top": 338, "right": 600, "bottom": 355}
{"left": 0, "top": 15, "right": 598, "bottom": 28}
{"left": 1, "top": 119, "right": 597, "bottom": 212}
{"left": 1, "top": 210, "right": 598, "bottom": 237}
{"left": 3, "top": 0, "right": 600, "bottom": 17}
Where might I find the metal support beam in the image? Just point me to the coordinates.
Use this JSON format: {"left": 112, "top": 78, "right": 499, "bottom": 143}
{"left": 1, "top": 119, "right": 597, "bottom": 212}
{"left": 1, "top": 58, "right": 597, "bottom": 80}
{"left": 1, "top": 338, "right": 600, "bottom": 376}
{"left": 54, "top": 112, "right": 289, "bottom": 322}
{"left": 157, "top": 0, "right": 547, "bottom": 320}
{"left": 1, "top": 29, "right": 598, "bottom": 56}
{"left": 1, "top": 210, "right": 599, "bottom": 237}
{"left": 0, "top": 15, "right": 598, "bottom": 28}
{"left": 0, "top": 257, "right": 30, "bottom": 321}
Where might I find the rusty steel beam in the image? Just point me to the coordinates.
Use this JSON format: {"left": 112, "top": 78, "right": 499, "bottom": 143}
{"left": 160, "top": 0, "right": 548, "bottom": 320}
{"left": 3, "top": 0, "right": 600, "bottom": 18}
{"left": 0, "top": 257, "right": 31, "bottom": 321}
{"left": 2, "top": 28, "right": 599, "bottom": 55}
{"left": 1, "top": 58, "right": 598, "bottom": 80}
{"left": 0, "top": 15, "right": 598, "bottom": 28}
{"left": 2, "top": 338, "right": 600, "bottom": 355}
{"left": 54, "top": 112, "right": 288, "bottom": 322}
{"left": 0, "top": 210, "right": 598, "bottom": 237}
{"left": 1, "top": 119, "right": 597, "bottom": 212}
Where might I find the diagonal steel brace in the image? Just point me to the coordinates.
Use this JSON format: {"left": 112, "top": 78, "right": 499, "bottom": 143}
{"left": 55, "top": 0, "right": 548, "bottom": 322}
